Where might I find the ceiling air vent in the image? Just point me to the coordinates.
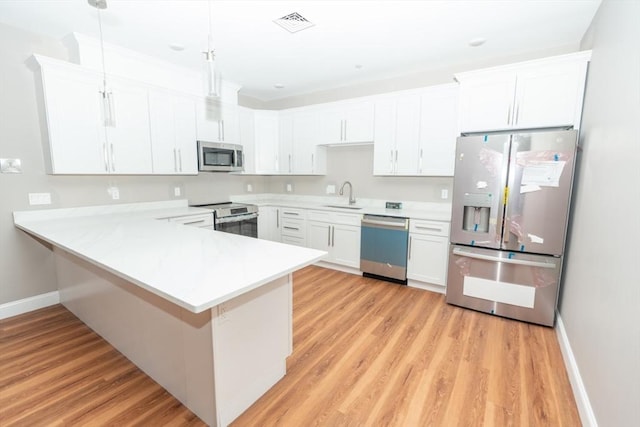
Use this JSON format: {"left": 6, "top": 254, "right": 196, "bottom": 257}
{"left": 274, "top": 12, "right": 314, "bottom": 33}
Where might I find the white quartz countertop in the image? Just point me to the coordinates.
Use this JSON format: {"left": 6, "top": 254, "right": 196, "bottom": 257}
{"left": 14, "top": 200, "right": 326, "bottom": 313}
{"left": 231, "top": 195, "right": 452, "bottom": 222}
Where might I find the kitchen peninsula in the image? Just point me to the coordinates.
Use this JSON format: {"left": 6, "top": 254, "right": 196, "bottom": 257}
{"left": 13, "top": 200, "right": 326, "bottom": 426}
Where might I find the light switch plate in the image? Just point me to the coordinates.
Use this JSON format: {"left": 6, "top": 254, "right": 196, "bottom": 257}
{"left": 326, "top": 185, "right": 336, "bottom": 194}
{"left": 441, "top": 189, "right": 449, "bottom": 199}
{"left": 1, "top": 158, "right": 22, "bottom": 174}
{"left": 174, "top": 187, "right": 181, "bottom": 197}
{"left": 107, "top": 186, "right": 120, "bottom": 200}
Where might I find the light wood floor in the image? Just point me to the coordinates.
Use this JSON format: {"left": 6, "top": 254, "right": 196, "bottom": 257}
{"left": 1, "top": 266, "right": 580, "bottom": 426}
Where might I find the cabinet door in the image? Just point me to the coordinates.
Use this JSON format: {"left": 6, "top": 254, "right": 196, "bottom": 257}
{"left": 292, "top": 111, "right": 319, "bottom": 174}
{"left": 253, "top": 111, "right": 280, "bottom": 174}
{"left": 373, "top": 98, "right": 396, "bottom": 175}
{"left": 458, "top": 71, "right": 516, "bottom": 133}
{"left": 258, "top": 206, "right": 280, "bottom": 241}
{"left": 419, "top": 85, "right": 459, "bottom": 176}
{"left": 149, "top": 90, "right": 196, "bottom": 174}
{"left": 40, "top": 64, "right": 105, "bottom": 174}
{"left": 278, "top": 112, "right": 293, "bottom": 173}
{"left": 105, "top": 77, "right": 153, "bottom": 174}
{"left": 331, "top": 224, "right": 361, "bottom": 268}
{"left": 173, "top": 95, "right": 198, "bottom": 174}
{"left": 307, "top": 221, "right": 331, "bottom": 253}
{"left": 344, "top": 101, "right": 374, "bottom": 143}
{"left": 407, "top": 233, "right": 448, "bottom": 285}
{"left": 514, "top": 60, "right": 588, "bottom": 129}
{"left": 195, "top": 98, "right": 238, "bottom": 142}
{"left": 394, "top": 95, "right": 421, "bottom": 175}
{"left": 318, "top": 107, "right": 344, "bottom": 144}
{"left": 220, "top": 104, "right": 239, "bottom": 143}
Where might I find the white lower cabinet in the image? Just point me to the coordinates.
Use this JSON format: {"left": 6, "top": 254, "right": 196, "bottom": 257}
{"left": 407, "top": 219, "right": 450, "bottom": 286}
{"left": 257, "top": 206, "right": 281, "bottom": 241}
{"left": 279, "top": 208, "right": 307, "bottom": 247}
{"left": 307, "top": 210, "right": 361, "bottom": 268}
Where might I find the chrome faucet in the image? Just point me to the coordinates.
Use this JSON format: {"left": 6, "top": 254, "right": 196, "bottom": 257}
{"left": 339, "top": 181, "right": 356, "bottom": 205}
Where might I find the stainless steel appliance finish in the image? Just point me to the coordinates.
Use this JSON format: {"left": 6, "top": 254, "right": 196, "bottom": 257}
{"left": 360, "top": 215, "right": 409, "bottom": 283}
{"left": 191, "top": 202, "right": 258, "bottom": 238}
{"left": 197, "top": 141, "right": 244, "bottom": 172}
{"left": 446, "top": 129, "right": 578, "bottom": 326}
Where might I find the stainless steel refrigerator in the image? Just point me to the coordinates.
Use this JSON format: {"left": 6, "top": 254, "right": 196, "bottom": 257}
{"left": 446, "top": 129, "right": 578, "bottom": 326}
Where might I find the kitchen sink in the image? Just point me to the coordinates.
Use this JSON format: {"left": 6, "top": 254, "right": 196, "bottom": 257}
{"left": 323, "top": 205, "right": 363, "bottom": 210}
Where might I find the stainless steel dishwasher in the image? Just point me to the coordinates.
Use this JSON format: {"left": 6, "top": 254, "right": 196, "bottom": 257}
{"left": 360, "top": 215, "right": 409, "bottom": 284}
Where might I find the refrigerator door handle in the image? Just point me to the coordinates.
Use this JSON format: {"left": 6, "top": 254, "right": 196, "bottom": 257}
{"left": 452, "top": 247, "right": 556, "bottom": 269}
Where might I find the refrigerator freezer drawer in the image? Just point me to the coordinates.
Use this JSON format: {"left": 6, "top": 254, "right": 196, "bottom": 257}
{"left": 446, "top": 245, "right": 562, "bottom": 326}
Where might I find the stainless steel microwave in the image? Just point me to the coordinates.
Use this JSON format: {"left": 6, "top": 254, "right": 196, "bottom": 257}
{"left": 197, "top": 141, "right": 244, "bottom": 172}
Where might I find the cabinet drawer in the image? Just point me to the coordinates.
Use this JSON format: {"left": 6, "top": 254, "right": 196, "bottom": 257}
{"left": 281, "top": 218, "right": 306, "bottom": 238}
{"left": 167, "top": 213, "right": 214, "bottom": 228}
{"left": 308, "top": 210, "right": 361, "bottom": 226}
{"left": 281, "top": 234, "right": 306, "bottom": 247}
{"left": 280, "top": 208, "right": 306, "bottom": 219}
{"left": 409, "top": 219, "right": 450, "bottom": 236}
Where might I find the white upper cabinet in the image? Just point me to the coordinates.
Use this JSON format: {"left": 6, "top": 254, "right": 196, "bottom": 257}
{"left": 374, "top": 85, "right": 458, "bottom": 176}
{"left": 251, "top": 110, "right": 280, "bottom": 174}
{"left": 418, "top": 84, "right": 459, "bottom": 176}
{"left": 148, "top": 89, "right": 198, "bottom": 175}
{"left": 278, "top": 109, "right": 326, "bottom": 175}
{"left": 36, "top": 56, "right": 152, "bottom": 174}
{"left": 456, "top": 51, "right": 591, "bottom": 132}
{"left": 318, "top": 100, "right": 375, "bottom": 144}
{"left": 195, "top": 98, "right": 239, "bottom": 143}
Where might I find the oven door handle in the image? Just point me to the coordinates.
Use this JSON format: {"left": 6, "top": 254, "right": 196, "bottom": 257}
{"left": 215, "top": 213, "right": 259, "bottom": 224}
{"left": 452, "top": 247, "right": 557, "bottom": 269}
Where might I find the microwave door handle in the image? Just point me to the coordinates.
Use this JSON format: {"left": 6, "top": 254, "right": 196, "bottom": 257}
{"left": 452, "top": 247, "right": 557, "bottom": 269}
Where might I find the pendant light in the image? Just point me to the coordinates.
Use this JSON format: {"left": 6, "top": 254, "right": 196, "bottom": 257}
{"left": 203, "top": 0, "right": 219, "bottom": 98}
{"left": 88, "top": 0, "right": 115, "bottom": 127}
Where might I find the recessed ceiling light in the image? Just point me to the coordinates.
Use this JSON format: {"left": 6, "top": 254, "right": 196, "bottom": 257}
{"left": 468, "top": 37, "right": 486, "bottom": 47}
{"left": 169, "top": 43, "right": 185, "bottom": 51}
{"left": 274, "top": 83, "right": 285, "bottom": 89}
{"left": 355, "top": 64, "right": 363, "bottom": 69}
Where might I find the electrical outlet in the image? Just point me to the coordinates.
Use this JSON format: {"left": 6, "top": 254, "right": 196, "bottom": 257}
{"left": 174, "top": 187, "right": 181, "bottom": 197}
{"left": 326, "top": 184, "right": 336, "bottom": 194}
{"left": 247, "top": 183, "right": 253, "bottom": 193}
{"left": 107, "top": 186, "right": 120, "bottom": 200}
{"left": 441, "top": 189, "right": 449, "bottom": 199}
{"left": 218, "top": 303, "right": 230, "bottom": 323}
{"left": 286, "top": 183, "right": 293, "bottom": 193}
{"left": 28, "top": 192, "right": 51, "bottom": 205}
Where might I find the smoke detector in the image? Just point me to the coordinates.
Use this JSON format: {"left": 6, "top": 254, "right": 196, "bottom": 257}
{"left": 274, "top": 12, "right": 314, "bottom": 33}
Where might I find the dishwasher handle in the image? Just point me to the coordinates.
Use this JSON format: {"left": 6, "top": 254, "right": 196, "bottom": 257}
{"left": 361, "top": 217, "right": 408, "bottom": 229}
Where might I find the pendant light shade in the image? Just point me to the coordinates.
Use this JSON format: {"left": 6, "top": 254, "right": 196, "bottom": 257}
{"left": 203, "top": 1, "right": 219, "bottom": 98}
{"left": 88, "top": 0, "right": 115, "bottom": 126}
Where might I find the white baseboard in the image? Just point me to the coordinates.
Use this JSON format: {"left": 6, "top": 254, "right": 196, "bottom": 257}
{"left": 555, "top": 313, "right": 598, "bottom": 427}
{"left": 0, "top": 291, "right": 60, "bottom": 320}
{"left": 408, "top": 279, "right": 446, "bottom": 294}
{"left": 314, "top": 261, "right": 362, "bottom": 276}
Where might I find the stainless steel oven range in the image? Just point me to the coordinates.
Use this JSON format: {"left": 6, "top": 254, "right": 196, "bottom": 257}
{"left": 191, "top": 202, "right": 258, "bottom": 238}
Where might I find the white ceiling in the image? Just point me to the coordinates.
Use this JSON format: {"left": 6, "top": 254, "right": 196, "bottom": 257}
{"left": 0, "top": 0, "right": 601, "bottom": 101}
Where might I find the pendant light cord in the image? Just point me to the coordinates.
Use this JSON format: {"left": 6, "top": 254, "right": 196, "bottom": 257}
{"left": 96, "top": 6, "right": 108, "bottom": 92}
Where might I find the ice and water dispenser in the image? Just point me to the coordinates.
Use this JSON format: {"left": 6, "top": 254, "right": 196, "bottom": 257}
{"left": 461, "top": 193, "right": 492, "bottom": 233}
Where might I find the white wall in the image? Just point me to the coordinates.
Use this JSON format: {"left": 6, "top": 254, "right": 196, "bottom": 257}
{"left": 0, "top": 23, "right": 265, "bottom": 305}
{"left": 559, "top": 0, "right": 640, "bottom": 425}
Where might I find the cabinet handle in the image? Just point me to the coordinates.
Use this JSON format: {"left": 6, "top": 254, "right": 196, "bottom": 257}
{"left": 311, "top": 153, "right": 315, "bottom": 173}
{"left": 178, "top": 149, "right": 183, "bottom": 172}
{"left": 390, "top": 150, "right": 394, "bottom": 173}
{"left": 331, "top": 225, "right": 335, "bottom": 247}
{"left": 394, "top": 150, "right": 398, "bottom": 174}
{"left": 419, "top": 148, "right": 423, "bottom": 174}
{"left": 221, "top": 120, "right": 225, "bottom": 141}
{"left": 173, "top": 148, "right": 178, "bottom": 172}
{"left": 110, "top": 143, "right": 116, "bottom": 172}
{"left": 514, "top": 103, "right": 520, "bottom": 125}
{"left": 103, "top": 143, "right": 109, "bottom": 172}
{"left": 276, "top": 209, "right": 280, "bottom": 228}
{"left": 507, "top": 104, "right": 512, "bottom": 125}
{"left": 183, "top": 219, "right": 205, "bottom": 225}
{"left": 288, "top": 154, "right": 292, "bottom": 173}
{"left": 343, "top": 120, "right": 347, "bottom": 141}
{"left": 408, "top": 236, "right": 412, "bottom": 260}
{"left": 283, "top": 211, "right": 299, "bottom": 216}
{"left": 283, "top": 226, "right": 299, "bottom": 231}
{"left": 415, "top": 225, "right": 443, "bottom": 232}
{"left": 327, "top": 226, "right": 331, "bottom": 246}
